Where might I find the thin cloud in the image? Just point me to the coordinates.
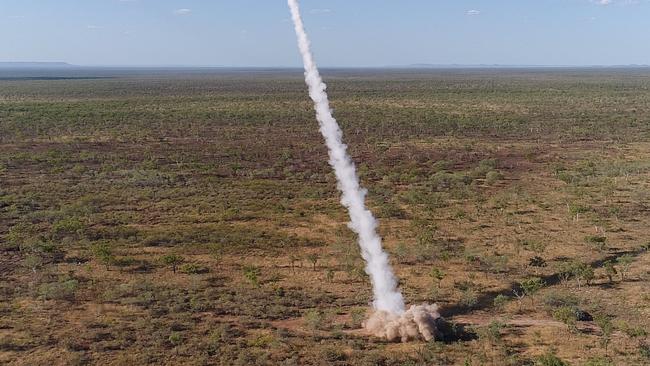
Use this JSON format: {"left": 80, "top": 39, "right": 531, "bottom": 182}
{"left": 591, "top": 0, "right": 631, "bottom": 4}
{"left": 591, "top": 0, "right": 644, "bottom": 5}
{"left": 466, "top": 9, "right": 481, "bottom": 16}
{"left": 310, "top": 9, "right": 332, "bottom": 14}
{"left": 173, "top": 8, "right": 192, "bottom": 16}
{"left": 87, "top": 25, "right": 103, "bottom": 29}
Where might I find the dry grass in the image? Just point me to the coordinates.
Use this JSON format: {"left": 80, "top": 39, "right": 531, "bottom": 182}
{"left": 1, "top": 69, "right": 650, "bottom": 365}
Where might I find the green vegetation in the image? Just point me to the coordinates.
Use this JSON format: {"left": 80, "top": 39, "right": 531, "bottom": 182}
{"left": 534, "top": 352, "right": 570, "bottom": 366}
{"left": 243, "top": 265, "right": 261, "bottom": 287}
{"left": 594, "top": 314, "right": 614, "bottom": 355}
{"left": 160, "top": 254, "right": 184, "bottom": 274}
{"left": 93, "top": 243, "right": 115, "bottom": 270}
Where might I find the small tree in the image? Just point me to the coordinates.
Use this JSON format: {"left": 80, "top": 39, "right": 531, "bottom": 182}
{"left": 595, "top": 314, "right": 614, "bottom": 355}
{"left": 93, "top": 243, "right": 115, "bottom": 270}
{"left": 520, "top": 277, "right": 545, "bottom": 305}
{"left": 569, "top": 261, "right": 594, "bottom": 288}
{"left": 289, "top": 255, "right": 300, "bottom": 273}
{"left": 306, "top": 254, "right": 318, "bottom": 271}
{"left": 512, "top": 288, "right": 526, "bottom": 311}
{"left": 557, "top": 262, "right": 573, "bottom": 287}
{"left": 23, "top": 254, "right": 44, "bottom": 273}
{"left": 429, "top": 267, "right": 445, "bottom": 288}
{"left": 616, "top": 254, "right": 633, "bottom": 281}
{"left": 603, "top": 261, "right": 617, "bottom": 284}
{"left": 161, "top": 254, "right": 184, "bottom": 274}
{"left": 325, "top": 269, "right": 335, "bottom": 282}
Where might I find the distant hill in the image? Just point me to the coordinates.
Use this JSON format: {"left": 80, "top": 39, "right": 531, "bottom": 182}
{"left": 0, "top": 62, "right": 76, "bottom": 68}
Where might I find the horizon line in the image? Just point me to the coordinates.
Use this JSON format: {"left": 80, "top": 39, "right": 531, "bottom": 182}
{"left": 1, "top": 62, "right": 650, "bottom": 69}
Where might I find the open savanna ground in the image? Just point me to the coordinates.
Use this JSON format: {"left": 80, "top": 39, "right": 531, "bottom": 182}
{"left": 1, "top": 68, "right": 650, "bottom": 365}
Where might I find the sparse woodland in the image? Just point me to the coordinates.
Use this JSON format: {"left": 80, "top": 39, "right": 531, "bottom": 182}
{"left": 1, "top": 69, "right": 650, "bottom": 365}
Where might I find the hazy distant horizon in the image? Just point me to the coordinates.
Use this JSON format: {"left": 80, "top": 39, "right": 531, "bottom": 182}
{"left": 1, "top": 61, "right": 649, "bottom": 70}
{"left": 3, "top": 1, "right": 650, "bottom": 67}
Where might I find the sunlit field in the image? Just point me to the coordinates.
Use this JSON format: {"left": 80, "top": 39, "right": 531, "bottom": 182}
{"left": 2, "top": 68, "right": 650, "bottom": 365}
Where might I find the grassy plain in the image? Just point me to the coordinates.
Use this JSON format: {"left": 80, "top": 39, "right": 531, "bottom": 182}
{"left": 1, "top": 68, "right": 650, "bottom": 365}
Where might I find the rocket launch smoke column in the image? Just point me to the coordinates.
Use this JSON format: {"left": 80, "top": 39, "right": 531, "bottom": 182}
{"left": 287, "top": 0, "right": 405, "bottom": 315}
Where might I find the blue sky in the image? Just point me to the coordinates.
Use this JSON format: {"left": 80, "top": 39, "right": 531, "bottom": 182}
{"left": 1, "top": 0, "right": 649, "bottom": 67}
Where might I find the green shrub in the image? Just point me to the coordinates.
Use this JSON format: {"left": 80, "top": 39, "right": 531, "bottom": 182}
{"left": 429, "top": 267, "right": 445, "bottom": 287}
{"left": 51, "top": 217, "right": 85, "bottom": 238}
{"left": 93, "top": 243, "right": 115, "bottom": 270}
{"left": 552, "top": 306, "right": 578, "bottom": 331}
{"left": 534, "top": 352, "right": 569, "bottom": 366}
{"left": 584, "top": 236, "right": 607, "bottom": 251}
{"left": 179, "top": 263, "right": 209, "bottom": 274}
{"left": 160, "top": 254, "right": 184, "bottom": 273}
{"left": 304, "top": 309, "right": 326, "bottom": 331}
{"left": 616, "top": 254, "right": 634, "bottom": 281}
{"left": 493, "top": 294, "right": 510, "bottom": 310}
{"left": 7, "top": 221, "right": 37, "bottom": 251}
{"left": 38, "top": 278, "right": 78, "bottom": 301}
{"left": 23, "top": 254, "right": 44, "bottom": 273}
{"left": 557, "top": 261, "right": 594, "bottom": 287}
{"left": 471, "top": 159, "right": 498, "bottom": 178}
{"left": 603, "top": 261, "right": 617, "bottom": 283}
{"left": 459, "top": 288, "right": 478, "bottom": 308}
{"left": 243, "top": 265, "right": 261, "bottom": 287}
{"left": 168, "top": 332, "right": 182, "bottom": 347}
{"left": 247, "top": 333, "right": 275, "bottom": 348}
{"left": 477, "top": 320, "right": 506, "bottom": 345}
{"left": 485, "top": 170, "right": 504, "bottom": 185}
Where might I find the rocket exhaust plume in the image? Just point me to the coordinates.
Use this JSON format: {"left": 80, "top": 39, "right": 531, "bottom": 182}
{"left": 287, "top": 0, "right": 440, "bottom": 341}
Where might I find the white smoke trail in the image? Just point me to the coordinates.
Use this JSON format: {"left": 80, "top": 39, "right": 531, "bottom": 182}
{"left": 287, "top": 0, "right": 404, "bottom": 315}
{"left": 288, "top": 0, "right": 441, "bottom": 342}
